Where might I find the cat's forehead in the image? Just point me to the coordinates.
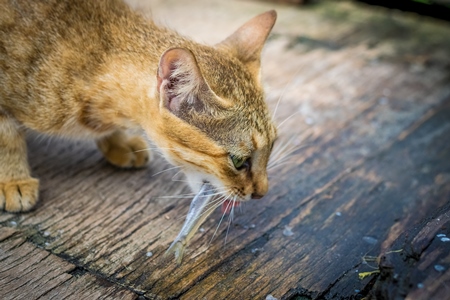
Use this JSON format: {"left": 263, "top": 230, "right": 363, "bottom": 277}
{"left": 187, "top": 46, "right": 276, "bottom": 153}
{"left": 195, "top": 47, "right": 261, "bottom": 102}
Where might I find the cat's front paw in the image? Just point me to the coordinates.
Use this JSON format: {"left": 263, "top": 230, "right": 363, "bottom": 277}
{"left": 97, "top": 134, "right": 151, "bottom": 168}
{"left": 0, "top": 178, "right": 39, "bottom": 212}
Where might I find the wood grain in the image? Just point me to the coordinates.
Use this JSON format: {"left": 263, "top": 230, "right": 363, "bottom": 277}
{"left": 1, "top": 0, "right": 450, "bottom": 299}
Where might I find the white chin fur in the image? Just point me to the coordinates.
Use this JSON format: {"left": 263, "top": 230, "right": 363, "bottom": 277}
{"left": 184, "top": 170, "right": 251, "bottom": 201}
{"left": 184, "top": 170, "right": 225, "bottom": 195}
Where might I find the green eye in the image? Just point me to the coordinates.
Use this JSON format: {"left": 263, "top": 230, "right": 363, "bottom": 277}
{"left": 230, "top": 155, "right": 248, "bottom": 170}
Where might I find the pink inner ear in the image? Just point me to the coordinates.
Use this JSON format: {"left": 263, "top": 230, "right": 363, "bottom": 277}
{"left": 157, "top": 48, "right": 208, "bottom": 115}
{"left": 168, "top": 92, "right": 182, "bottom": 112}
{"left": 157, "top": 53, "right": 183, "bottom": 112}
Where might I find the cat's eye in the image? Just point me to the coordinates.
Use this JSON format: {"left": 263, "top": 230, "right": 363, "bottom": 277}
{"left": 230, "top": 155, "right": 249, "bottom": 171}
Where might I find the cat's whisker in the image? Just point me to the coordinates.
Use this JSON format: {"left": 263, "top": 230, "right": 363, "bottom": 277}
{"left": 151, "top": 165, "right": 181, "bottom": 177}
{"left": 170, "top": 179, "right": 203, "bottom": 184}
{"left": 238, "top": 201, "right": 244, "bottom": 214}
{"left": 173, "top": 190, "right": 232, "bottom": 222}
{"left": 170, "top": 171, "right": 204, "bottom": 184}
{"left": 268, "top": 141, "right": 312, "bottom": 168}
{"left": 199, "top": 190, "right": 233, "bottom": 212}
{"left": 271, "top": 67, "right": 302, "bottom": 123}
{"left": 196, "top": 195, "right": 229, "bottom": 220}
{"left": 157, "top": 186, "right": 229, "bottom": 200}
{"left": 175, "top": 196, "right": 224, "bottom": 221}
{"left": 267, "top": 139, "right": 314, "bottom": 173}
{"left": 202, "top": 191, "right": 231, "bottom": 203}
{"left": 169, "top": 170, "right": 208, "bottom": 185}
{"left": 171, "top": 170, "right": 182, "bottom": 179}
{"left": 209, "top": 193, "right": 233, "bottom": 246}
{"left": 268, "top": 160, "right": 301, "bottom": 171}
{"left": 157, "top": 194, "right": 197, "bottom": 199}
{"left": 269, "top": 146, "right": 300, "bottom": 167}
{"left": 133, "top": 146, "right": 178, "bottom": 153}
{"left": 132, "top": 147, "right": 158, "bottom": 153}
{"left": 276, "top": 111, "right": 302, "bottom": 130}
{"left": 224, "top": 195, "right": 237, "bottom": 245}
{"left": 268, "top": 136, "right": 300, "bottom": 166}
{"left": 268, "top": 151, "right": 303, "bottom": 171}
{"left": 270, "top": 135, "right": 297, "bottom": 161}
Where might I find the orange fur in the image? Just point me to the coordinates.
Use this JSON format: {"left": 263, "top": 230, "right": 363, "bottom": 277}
{"left": 0, "top": 0, "right": 277, "bottom": 212}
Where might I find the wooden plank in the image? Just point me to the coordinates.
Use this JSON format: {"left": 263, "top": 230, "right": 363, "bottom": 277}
{"left": 42, "top": 273, "right": 139, "bottom": 300}
{"left": 0, "top": 228, "right": 138, "bottom": 300}
{"left": 371, "top": 201, "right": 450, "bottom": 300}
{"left": 321, "top": 102, "right": 450, "bottom": 299}
{"left": 1, "top": 0, "right": 450, "bottom": 299}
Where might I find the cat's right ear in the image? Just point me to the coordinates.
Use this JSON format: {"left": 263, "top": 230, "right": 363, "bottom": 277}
{"left": 216, "top": 10, "right": 277, "bottom": 81}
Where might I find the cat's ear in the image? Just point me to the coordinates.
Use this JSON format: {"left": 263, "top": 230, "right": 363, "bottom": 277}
{"left": 157, "top": 48, "right": 209, "bottom": 116}
{"left": 216, "top": 10, "right": 277, "bottom": 80}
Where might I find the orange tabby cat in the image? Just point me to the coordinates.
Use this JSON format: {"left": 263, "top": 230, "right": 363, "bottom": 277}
{"left": 0, "top": 0, "right": 277, "bottom": 212}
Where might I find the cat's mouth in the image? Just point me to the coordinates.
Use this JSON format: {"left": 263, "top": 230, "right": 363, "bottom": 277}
{"left": 202, "top": 180, "right": 242, "bottom": 214}
{"left": 221, "top": 200, "right": 240, "bottom": 214}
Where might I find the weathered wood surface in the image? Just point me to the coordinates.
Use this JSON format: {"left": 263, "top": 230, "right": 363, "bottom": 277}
{"left": 1, "top": 1, "right": 450, "bottom": 299}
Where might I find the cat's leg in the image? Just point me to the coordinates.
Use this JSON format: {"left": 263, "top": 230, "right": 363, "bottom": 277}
{"left": 0, "top": 114, "right": 39, "bottom": 212}
{"left": 96, "top": 130, "right": 151, "bottom": 168}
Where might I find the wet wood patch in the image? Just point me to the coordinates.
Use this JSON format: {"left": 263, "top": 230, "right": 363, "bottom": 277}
{"left": 1, "top": 1, "right": 450, "bottom": 299}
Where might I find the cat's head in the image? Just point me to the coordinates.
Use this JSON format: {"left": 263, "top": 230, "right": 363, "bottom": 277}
{"left": 155, "top": 11, "right": 277, "bottom": 201}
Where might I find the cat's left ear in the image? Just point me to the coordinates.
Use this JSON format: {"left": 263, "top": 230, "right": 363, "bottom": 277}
{"left": 216, "top": 10, "right": 277, "bottom": 80}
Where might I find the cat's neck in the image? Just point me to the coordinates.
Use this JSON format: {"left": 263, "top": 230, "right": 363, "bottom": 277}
{"left": 82, "top": 49, "right": 188, "bottom": 147}
{"left": 83, "top": 56, "right": 156, "bottom": 129}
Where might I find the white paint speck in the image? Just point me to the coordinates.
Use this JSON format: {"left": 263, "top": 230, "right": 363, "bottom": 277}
{"left": 441, "top": 237, "right": 450, "bottom": 242}
{"left": 146, "top": 251, "right": 153, "bottom": 258}
{"left": 9, "top": 221, "right": 17, "bottom": 227}
{"left": 434, "top": 264, "right": 445, "bottom": 272}
{"left": 362, "top": 236, "right": 378, "bottom": 245}
{"left": 417, "top": 283, "right": 424, "bottom": 289}
{"left": 335, "top": 212, "right": 342, "bottom": 217}
{"left": 250, "top": 224, "right": 256, "bottom": 229}
{"left": 437, "top": 234, "right": 446, "bottom": 237}
{"left": 266, "top": 295, "right": 278, "bottom": 300}
{"left": 43, "top": 231, "right": 50, "bottom": 237}
{"left": 305, "top": 117, "right": 314, "bottom": 125}
{"left": 45, "top": 242, "right": 50, "bottom": 246}
{"left": 283, "top": 225, "right": 294, "bottom": 237}
{"left": 199, "top": 228, "right": 205, "bottom": 233}
{"left": 251, "top": 248, "right": 262, "bottom": 254}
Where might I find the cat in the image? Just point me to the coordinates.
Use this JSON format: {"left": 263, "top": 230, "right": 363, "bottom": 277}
{"left": 0, "top": 0, "right": 277, "bottom": 212}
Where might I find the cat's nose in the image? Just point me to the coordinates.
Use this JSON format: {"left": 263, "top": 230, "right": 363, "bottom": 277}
{"left": 251, "top": 173, "right": 268, "bottom": 199}
{"left": 251, "top": 193, "right": 264, "bottom": 199}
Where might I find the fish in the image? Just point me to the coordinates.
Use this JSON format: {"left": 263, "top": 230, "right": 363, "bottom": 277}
{"left": 165, "top": 182, "right": 216, "bottom": 265}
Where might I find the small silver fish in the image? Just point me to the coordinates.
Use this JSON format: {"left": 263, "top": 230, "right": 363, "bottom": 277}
{"left": 165, "top": 182, "right": 216, "bottom": 264}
